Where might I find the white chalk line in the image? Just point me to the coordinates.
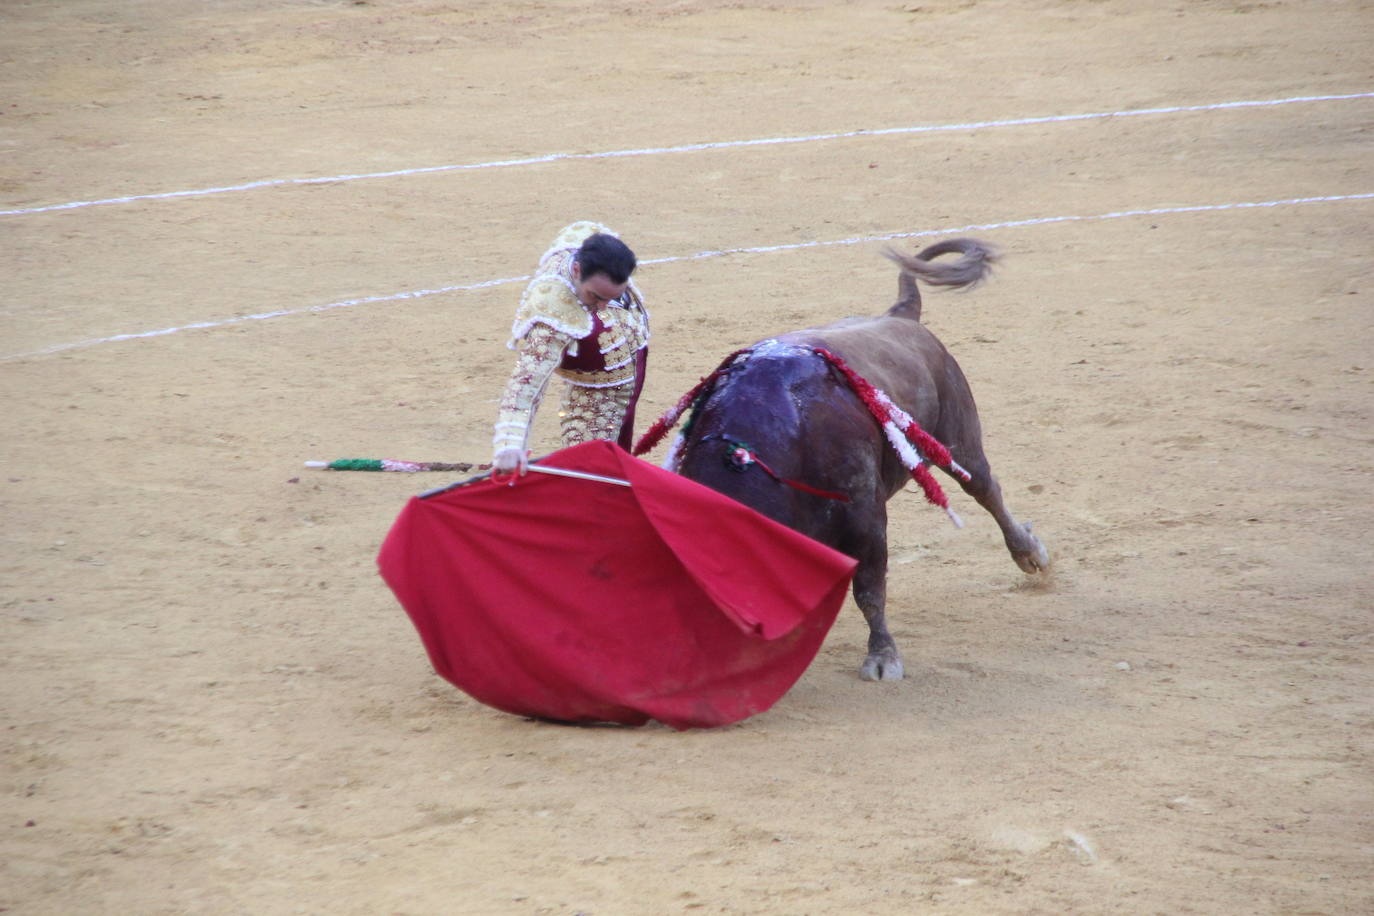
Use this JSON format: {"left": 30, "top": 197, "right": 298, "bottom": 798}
{"left": 642, "top": 193, "right": 1374, "bottom": 264}
{"left": 5, "top": 191, "right": 1370, "bottom": 363}
{"left": 3, "top": 90, "right": 1371, "bottom": 217}
{"left": 0, "top": 274, "right": 530, "bottom": 362}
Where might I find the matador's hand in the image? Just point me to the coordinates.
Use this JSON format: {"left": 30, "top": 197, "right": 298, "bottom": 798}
{"left": 492, "top": 447, "right": 529, "bottom": 476}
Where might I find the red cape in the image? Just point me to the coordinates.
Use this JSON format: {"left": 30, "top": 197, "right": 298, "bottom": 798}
{"left": 377, "top": 440, "right": 857, "bottom": 729}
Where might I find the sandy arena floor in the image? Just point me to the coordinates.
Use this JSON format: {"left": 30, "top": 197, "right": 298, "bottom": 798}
{"left": 3, "top": 1, "right": 1372, "bottom": 913}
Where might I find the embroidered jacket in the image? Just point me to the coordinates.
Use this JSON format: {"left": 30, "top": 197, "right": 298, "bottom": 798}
{"left": 493, "top": 222, "right": 650, "bottom": 457}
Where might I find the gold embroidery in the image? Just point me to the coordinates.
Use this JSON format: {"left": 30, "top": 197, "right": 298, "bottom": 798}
{"left": 560, "top": 384, "right": 634, "bottom": 445}
{"left": 552, "top": 298, "right": 650, "bottom": 387}
{"left": 493, "top": 324, "right": 568, "bottom": 452}
{"left": 509, "top": 270, "right": 591, "bottom": 345}
{"left": 598, "top": 304, "right": 649, "bottom": 369}
{"left": 555, "top": 365, "right": 638, "bottom": 387}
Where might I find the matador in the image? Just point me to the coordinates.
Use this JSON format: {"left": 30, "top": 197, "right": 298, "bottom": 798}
{"left": 491, "top": 222, "right": 650, "bottom": 474}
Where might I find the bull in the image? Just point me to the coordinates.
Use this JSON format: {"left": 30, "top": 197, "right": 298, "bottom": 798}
{"left": 661, "top": 238, "right": 1050, "bottom": 681}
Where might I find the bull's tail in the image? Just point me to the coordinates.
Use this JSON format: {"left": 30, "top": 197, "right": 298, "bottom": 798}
{"left": 883, "top": 237, "right": 998, "bottom": 321}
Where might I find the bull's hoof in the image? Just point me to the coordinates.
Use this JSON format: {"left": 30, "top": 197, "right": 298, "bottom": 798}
{"left": 860, "top": 652, "right": 905, "bottom": 681}
{"left": 1013, "top": 522, "right": 1051, "bottom": 574}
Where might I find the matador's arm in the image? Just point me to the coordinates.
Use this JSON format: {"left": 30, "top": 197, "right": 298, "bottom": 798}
{"left": 492, "top": 322, "right": 572, "bottom": 469}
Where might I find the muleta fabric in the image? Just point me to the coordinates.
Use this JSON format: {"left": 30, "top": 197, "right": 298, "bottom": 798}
{"left": 378, "top": 440, "right": 857, "bottom": 729}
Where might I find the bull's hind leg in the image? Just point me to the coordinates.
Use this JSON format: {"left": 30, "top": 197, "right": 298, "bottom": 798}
{"left": 953, "top": 458, "right": 1050, "bottom": 573}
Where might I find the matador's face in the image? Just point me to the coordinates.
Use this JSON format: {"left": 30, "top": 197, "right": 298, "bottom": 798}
{"left": 570, "top": 262, "right": 627, "bottom": 310}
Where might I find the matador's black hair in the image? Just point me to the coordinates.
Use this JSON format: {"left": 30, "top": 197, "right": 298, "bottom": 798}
{"left": 577, "top": 233, "right": 637, "bottom": 285}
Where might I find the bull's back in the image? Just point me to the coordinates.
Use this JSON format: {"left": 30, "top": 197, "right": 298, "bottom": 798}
{"left": 776, "top": 315, "right": 953, "bottom": 426}
{"left": 678, "top": 336, "right": 896, "bottom": 544}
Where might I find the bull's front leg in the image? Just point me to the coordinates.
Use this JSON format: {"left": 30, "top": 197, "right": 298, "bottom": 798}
{"left": 853, "top": 557, "right": 903, "bottom": 681}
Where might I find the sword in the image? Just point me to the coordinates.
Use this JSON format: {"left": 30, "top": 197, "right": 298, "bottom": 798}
{"left": 417, "top": 457, "right": 630, "bottom": 499}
